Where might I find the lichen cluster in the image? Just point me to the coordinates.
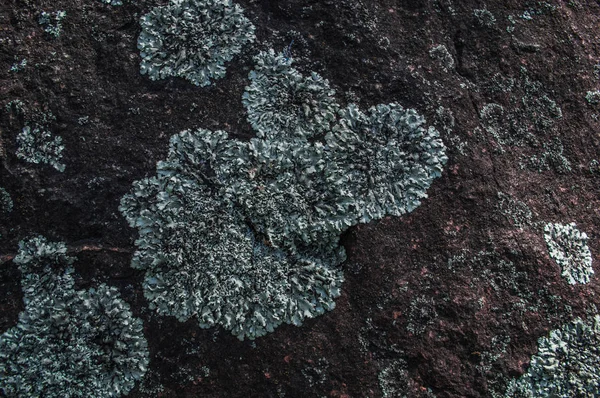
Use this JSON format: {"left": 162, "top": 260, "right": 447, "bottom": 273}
{"left": 38, "top": 11, "right": 66, "bottom": 38}
{"left": 0, "top": 187, "right": 12, "bottom": 214}
{"left": 120, "top": 50, "right": 447, "bottom": 340}
{"left": 0, "top": 236, "right": 149, "bottom": 397}
{"left": 506, "top": 316, "right": 600, "bottom": 397}
{"left": 242, "top": 49, "right": 339, "bottom": 141}
{"left": 544, "top": 222, "right": 593, "bottom": 285}
{"left": 16, "top": 125, "right": 65, "bottom": 172}
{"left": 137, "top": 0, "right": 255, "bottom": 86}
{"left": 120, "top": 129, "right": 345, "bottom": 340}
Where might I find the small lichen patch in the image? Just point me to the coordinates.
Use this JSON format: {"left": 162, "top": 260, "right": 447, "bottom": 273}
{"left": 242, "top": 50, "right": 339, "bottom": 141}
{"left": 544, "top": 222, "right": 593, "bottom": 285}
{"left": 16, "top": 125, "right": 65, "bottom": 172}
{"left": 585, "top": 90, "right": 600, "bottom": 105}
{"left": 429, "top": 44, "right": 454, "bottom": 70}
{"left": 0, "top": 187, "right": 12, "bottom": 213}
{"left": 378, "top": 359, "right": 436, "bottom": 398}
{"left": 38, "top": 11, "right": 66, "bottom": 38}
{"left": 138, "top": 0, "right": 255, "bottom": 86}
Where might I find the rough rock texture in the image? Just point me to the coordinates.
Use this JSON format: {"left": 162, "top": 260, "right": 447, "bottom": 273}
{"left": 2, "top": 0, "right": 600, "bottom": 397}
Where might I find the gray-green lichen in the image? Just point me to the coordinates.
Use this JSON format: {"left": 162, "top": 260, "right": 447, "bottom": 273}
{"left": 479, "top": 70, "right": 563, "bottom": 151}
{"left": 16, "top": 125, "right": 65, "bottom": 172}
{"left": 242, "top": 50, "right": 339, "bottom": 141}
{"left": 220, "top": 137, "right": 352, "bottom": 256}
{"left": 495, "top": 192, "right": 533, "bottom": 229}
{"left": 544, "top": 222, "right": 593, "bottom": 285}
{"left": 138, "top": 0, "right": 255, "bottom": 86}
{"left": 0, "top": 236, "right": 149, "bottom": 398}
{"left": 378, "top": 359, "right": 436, "bottom": 398}
{"left": 0, "top": 187, "right": 12, "bottom": 213}
{"left": 429, "top": 44, "right": 454, "bottom": 70}
{"left": 326, "top": 103, "right": 448, "bottom": 223}
{"left": 585, "top": 90, "right": 600, "bottom": 105}
{"left": 474, "top": 8, "right": 496, "bottom": 27}
{"left": 38, "top": 11, "right": 66, "bottom": 38}
{"left": 120, "top": 50, "right": 447, "bottom": 340}
{"left": 505, "top": 316, "right": 600, "bottom": 397}
{"left": 119, "top": 129, "right": 344, "bottom": 340}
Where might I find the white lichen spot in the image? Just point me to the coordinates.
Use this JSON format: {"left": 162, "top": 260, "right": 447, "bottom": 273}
{"left": 544, "top": 222, "right": 593, "bottom": 285}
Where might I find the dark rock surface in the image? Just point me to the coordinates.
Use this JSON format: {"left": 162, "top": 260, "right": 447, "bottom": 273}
{"left": 1, "top": 0, "right": 600, "bottom": 396}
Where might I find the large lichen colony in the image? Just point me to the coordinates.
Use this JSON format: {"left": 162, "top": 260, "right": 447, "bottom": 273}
{"left": 0, "top": 237, "right": 149, "bottom": 397}
{"left": 120, "top": 50, "right": 448, "bottom": 340}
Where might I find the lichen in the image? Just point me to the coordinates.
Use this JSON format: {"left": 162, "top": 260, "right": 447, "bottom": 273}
{"left": 543, "top": 222, "right": 593, "bottom": 285}
{"left": 429, "top": 44, "right": 454, "bottom": 70}
{"left": 137, "top": 0, "right": 255, "bottom": 86}
{"left": 242, "top": 50, "right": 339, "bottom": 141}
{"left": 506, "top": 316, "right": 600, "bottom": 397}
{"left": 326, "top": 103, "right": 448, "bottom": 223}
{"left": 38, "top": 11, "right": 66, "bottom": 38}
{"left": 0, "top": 187, "right": 13, "bottom": 214}
{"left": 220, "top": 137, "right": 352, "bottom": 256}
{"left": 120, "top": 50, "right": 447, "bottom": 340}
{"left": 378, "top": 359, "right": 436, "bottom": 398}
{"left": 0, "top": 236, "right": 149, "bottom": 398}
{"left": 16, "top": 125, "right": 65, "bottom": 172}
{"left": 120, "top": 129, "right": 344, "bottom": 340}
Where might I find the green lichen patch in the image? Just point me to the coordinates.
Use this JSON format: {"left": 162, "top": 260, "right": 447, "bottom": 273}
{"left": 120, "top": 129, "right": 344, "bottom": 340}
{"left": 544, "top": 222, "right": 593, "bottom": 285}
{"left": 138, "top": 0, "right": 255, "bottom": 86}
{"left": 495, "top": 192, "right": 534, "bottom": 229}
{"left": 16, "top": 125, "right": 65, "bottom": 172}
{"left": 326, "top": 103, "right": 448, "bottom": 223}
{"left": 242, "top": 50, "right": 340, "bottom": 141}
{"left": 0, "top": 187, "right": 13, "bottom": 214}
{"left": 378, "top": 359, "right": 436, "bottom": 398}
{"left": 0, "top": 236, "right": 149, "bottom": 398}
{"left": 480, "top": 69, "right": 563, "bottom": 151}
{"left": 38, "top": 11, "right": 66, "bottom": 38}
{"left": 221, "top": 137, "right": 353, "bottom": 256}
{"left": 506, "top": 316, "right": 600, "bottom": 397}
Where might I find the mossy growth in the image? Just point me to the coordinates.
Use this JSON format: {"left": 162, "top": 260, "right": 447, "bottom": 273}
{"left": 544, "top": 222, "right": 593, "bottom": 285}
{"left": 506, "top": 316, "right": 600, "bottom": 397}
{"left": 138, "top": 0, "right": 255, "bottom": 86}
{"left": 0, "top": 236, "right": 149, "bottom": 397}
{"left": 120, "top": 50, "right": 447, "bottom": 340}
